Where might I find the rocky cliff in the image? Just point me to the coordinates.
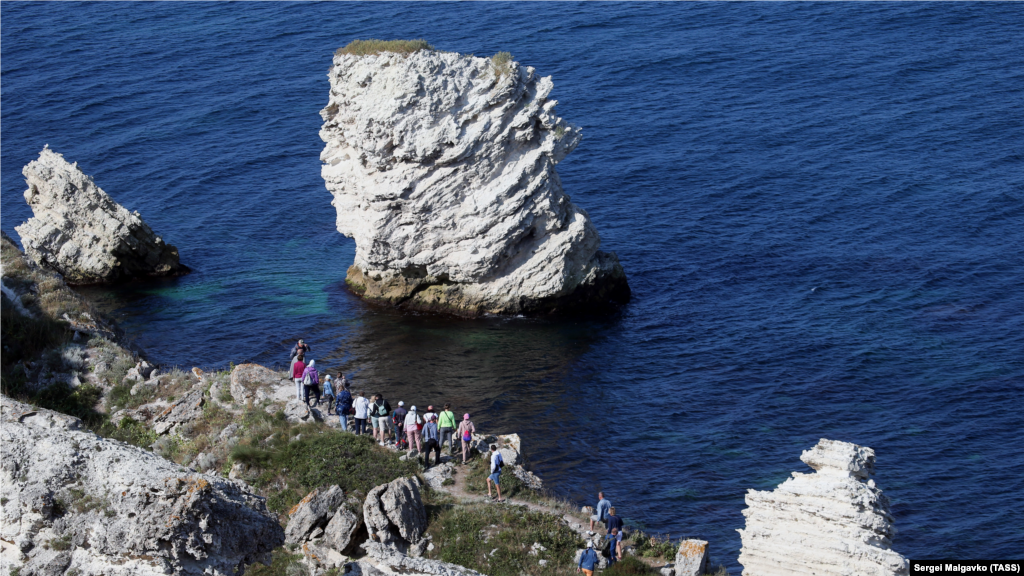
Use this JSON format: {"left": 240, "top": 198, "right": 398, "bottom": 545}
{"left": 0, "top": 396, "right": 283, "bottom": 576}
{"left": 319, "top": 47, "right": 629, "bottom": 315}
{"left": 737, "top": 439, "right": 909, "bottom": 576}
{"left": 15, "top": 147, "right": 187, "bottom": 285}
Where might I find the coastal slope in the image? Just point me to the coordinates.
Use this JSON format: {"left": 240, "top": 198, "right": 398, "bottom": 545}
{"left": 319, "top": 45, "right": 629, "bottom": 316}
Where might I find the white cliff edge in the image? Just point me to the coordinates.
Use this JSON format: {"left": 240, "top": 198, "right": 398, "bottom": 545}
{"left": 319, "top": 47, "right": 629, "bottom": 315}
{"left": 15, "top": 147, "right": 188, "bottom": 285}
{"left": 737, "top": 438, "right": 909, "bottom": 576}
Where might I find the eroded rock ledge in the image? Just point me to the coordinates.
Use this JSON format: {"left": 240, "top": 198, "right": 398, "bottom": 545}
{"left": 0, "top": 396, "right": 283, "bottom": 576}
{"left": 737, "top": 439, "right": 909, "bottom": 576}
{"left": 320, "top": 49, "right": 630, "bottom": 316}
{"left": 15, "top": 147, "right": 188, "bottom": 285}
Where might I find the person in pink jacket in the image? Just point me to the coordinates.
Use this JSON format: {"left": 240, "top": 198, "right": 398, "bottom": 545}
{"left": 457, "top": 414, "right": 476, "bottom": 465}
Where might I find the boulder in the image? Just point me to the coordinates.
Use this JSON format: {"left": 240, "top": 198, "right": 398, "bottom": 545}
{"left": 153, "top": 387, "right": 205, "bottom": 435}
{"left": 360, "top": 541, "right": 486, "bottom": 576}
{"left": 674, "top": 539, "right": 709, "bottom": 576}
{"left": 0, "top": 395, "right": 283, "bottom": 576}
{"left": 737, "top": 438, "right": 909, "bottom": 576}
{"left": 14, "top": 147, "right": 187, "bottom": 284}
{"left": 320, "top": 49, "right": 629, "bottom": 316}
{"left": 285, "top": 485, "right": 347, "bottom": 545}
{"left": 283, "top": 399, "right": 323, "bottom": 423}
{"left": 229, "top": 363, "right": 282, "bottom": 405}
{"left": 422, "top": 462, "right": 455, "bottom": 489}
{"left": 509, "top": 465, "right": 543, "bottom": 490}
{"left": 363, "top": 477, "right": 427, "bottom": 554}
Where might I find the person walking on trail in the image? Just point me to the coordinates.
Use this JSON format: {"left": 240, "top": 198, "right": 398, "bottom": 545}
{"left": 404, "top": 406, "right": 423, "bottom": 453}
{"left": 457, "top": 414, "right": 476, "bottom": 465}
{"left": 589, "top": 492, "right": 611, "bottom": 533}
{"left": 392, "top": 401, "right": 408, "bottom": 450}
{"left": 291, "top": 354, "right": 305, "bottom": 402}
{"left": 605, "top": 507, "right": 623, "bottom": 535}
{"left": 577, "top": 541, "right": 598, "bottom": 576}
{"left": 422, "top": 414, "right": 441, "bottom": 468}
{"left": 302, "top": 360, "right": 320, "bottom": 407}
{"left": 487, "top": 444, "right": 504, "bottom": 502}
{"left": 290, "top": 339, "right": 311, "bottom": 360}
{"left": 438, "top": 403, "right": 457, "bottom": 453}
{"left": 371, "top": 394, "right": 393, "bottom": 446}
{"left": 322, "top": 374, "right": 335, "bottom": 414}
{"left": 603, "top": 527, "right": 622, "bottom": 566}
{"left": 337, "top": 373, "right": 349, "bottom": 391}
{"left": 353, "top": 391, "right": 370, "bottom": 435}
{"left": 335, "top": 385, "right": 353, "bottom": 431}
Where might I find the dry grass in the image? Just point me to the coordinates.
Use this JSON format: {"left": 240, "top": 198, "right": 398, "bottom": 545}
{"left": 491, "top": 51, "right": 514, "bottom": 80}
{"left": 335, "top": 39, "right": 433, "bottom": 57}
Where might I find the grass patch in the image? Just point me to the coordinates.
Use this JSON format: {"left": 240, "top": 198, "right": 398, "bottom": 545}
{"left": 491, "top": 51, "right": 514, "bottom": 80}
{"left": 605, "top": 556, "right": 656, "bottom": 575}
{"left": 425, "top": 502, "right": 583, "bottom": 576}
{"left": 243, "top": 546, "right": 305, "bottom": 576}
{"left": 230, "top": 413, "right": 418, "bottom": 515}
{"left": 336, "top": 39, "right": 433, "bottom": 57}
{"left": 96, "top": 416, "right": 157, "bottom": 449}
{"left": 632, "top": 530, "right": 677, "bottom": 560}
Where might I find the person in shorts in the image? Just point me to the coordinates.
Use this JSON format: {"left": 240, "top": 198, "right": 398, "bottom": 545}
{"left": 487, "top": 444, "right": 504, "bottom": 502}
{"left": 589, "top": 492, "right": 611, "bottom": 533}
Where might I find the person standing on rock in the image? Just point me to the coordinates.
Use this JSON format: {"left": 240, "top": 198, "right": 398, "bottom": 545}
{"left": 353, "top": 391, "right": 370, "bottom": 435}
{"left": 302, "top": 360, "right": 321, "bottom": 407}
{"left": 322, "top": 375, "right": 335, "bottom": 415}
{"left": 291, "top": 354, "right": 305, "bottom": 402}
{"left": 337, "top": 372, "right": 349, "bottom": 390}
{"left": 392, "top": 401, "right": 408, "bottom": 450}
{"left": 605, "top": 507, "right": 623, "bottom": 535}
{"left": 438, "top": 403, "right": 457, "bottom": 453}
{"left": 290, "top": 338, "right": 311, "bottom": 359}
{"left": 457, "top": 414, "right": 476, "bottom": 465}
{"left": 422, "top": 414, "right": 441, "bottom": 468}
{"left": 604, "top": 527, "right": 622, "bottom": 566}
{"left": 589, "top": 492, "right": 611, "bottom": 533}
{"left": 487, "top": 444, "right": 504, "bottom": 502}
{"left": 577, "top": 541, "right": 598, "bottom": 576}
{"left": 371, "top": 394, "right": 392, "bottom": 446}
{"left": 335, "top": 384, "right": 353, "bottom": 431}
{"left": 404, "top": 406, "right": 423, "bottom": 453}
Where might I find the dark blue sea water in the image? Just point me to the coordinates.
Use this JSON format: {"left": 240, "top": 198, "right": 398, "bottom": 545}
{"left": 3, "top": 2, "right": 1023, "bottom": 568}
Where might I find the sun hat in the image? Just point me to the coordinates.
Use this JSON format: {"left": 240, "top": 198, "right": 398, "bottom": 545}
{"left": 410, "top": 405, "right": 417, "bottom": 411}
{"left": 398, "top": 401, "right": 404, "bottom": 406}
{"left": 463, "top": 413, "right": 470, "bottom": 420}
{"left": 587, "top": 541, "right": 593, "bottom": 548}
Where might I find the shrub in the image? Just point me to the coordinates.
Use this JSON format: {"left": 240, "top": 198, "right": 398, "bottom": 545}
{"left": 244, "top": 546, "right": 305, "bottom": 576}
{"left": 605, "top": 556, "right": 655, "bottom": 575}
{"left": 491, "top": 51, "right": 514, "bottom": 80}
{"left": 335, "top": 39, "right": 433, "bottom": 57}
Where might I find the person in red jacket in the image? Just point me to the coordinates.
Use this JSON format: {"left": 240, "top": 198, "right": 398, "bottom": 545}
{"left": 291, "top": 354, "right": 305, "bottom": 402}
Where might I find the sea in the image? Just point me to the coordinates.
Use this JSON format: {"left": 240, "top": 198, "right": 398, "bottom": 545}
{"left": 2, "top": 3, "right": 1022, "bottom": 569}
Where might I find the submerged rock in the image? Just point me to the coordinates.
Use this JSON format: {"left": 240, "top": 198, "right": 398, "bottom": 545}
{"left": 15, "top": 147, "right": 187, "bottom": 285}
{"left": 0, "top": 396, "right": 283, "bottom": 576}
{"left": 737, "top": 438, "right": 909, "bottom": 576}
{"left": 320, "top": 49, "right": 629, "bottom": 316}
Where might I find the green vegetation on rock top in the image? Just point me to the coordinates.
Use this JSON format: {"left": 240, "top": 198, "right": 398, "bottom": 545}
{"left": 335, "top": 39, "right": 434, "bottom": 57}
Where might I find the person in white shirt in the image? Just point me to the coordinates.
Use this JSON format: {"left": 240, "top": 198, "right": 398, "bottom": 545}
{"left": 404, "top": 406, "right": 423, "bottom": 453}
{"left": 487, "top": 444, "right": 504, "bottom": 502}
{"left": 353, "top": 391, "right": 370, "bottom": 436}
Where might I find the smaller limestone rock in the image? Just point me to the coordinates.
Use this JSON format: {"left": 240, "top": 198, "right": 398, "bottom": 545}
{"left": 230, "top": 363, "right": 282, "bottom": 405}
{"left": 660, "top": 564, "right": 676, "bottom": 576}
{"left": 363, "top": 477, "right": 427, "bottom": 554}
{"left": 15, "top": 147, "right": 187, "bottom": 284}
{"left": 422, "top": 462, "right": 455, "bottom": 489}
{"left": 285, "top": 485, "right": 347, "bottom": 545}
{"left": 152, "top": 387, "right": 205, "bottom": 435}
{"left": 509, "top": 465, "right": 543, "bottom": 490}
{"left": 674, "top": 539, "right": 708, "bottom": 576}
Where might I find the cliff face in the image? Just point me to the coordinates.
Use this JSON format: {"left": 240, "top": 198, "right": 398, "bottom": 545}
{"left": 737, "top": 439, "right": 909, "bottom": 576}
{"left": 319, "top": 49, "right": 629, "bottom": 315}
{"left": 0, "top": 396, "right": 284, "bottom": 576}
{"left": 15, "top": 147, "right": 187, "bottom": 285}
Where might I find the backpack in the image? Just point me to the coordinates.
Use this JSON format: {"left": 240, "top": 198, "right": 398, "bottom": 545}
{"left": 302, "top": 373, "right": 312, "bottom": 386}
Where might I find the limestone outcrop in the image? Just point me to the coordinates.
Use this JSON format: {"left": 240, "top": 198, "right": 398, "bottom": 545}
{"left": 320, "top": 48, "right": 630, "bottom": 315}
{"left": 737, "top": 439, "right": 909, "bottom": 576}
{"left": 15, "top": 147, "right": 187, "bottom": 284}
{"left": 363, "top": 476, "right": 427, "bottom": 555}
{"left": 0, "top": 396, "right": 284, "bottom": 576}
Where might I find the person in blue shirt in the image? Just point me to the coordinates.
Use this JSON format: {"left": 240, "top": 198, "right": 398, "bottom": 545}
{"left": 335, "top": 385, "right": 353, "bottom": 432}
{"left": 577, "top": 540, "right": 598, "bottom": 575}
{"left": 605, "top": 507, "right": 623, "bottom": 535}
{"left": 604, "top": 527, "right": 622, "bottom": 566}
{"left": 589, "top": 492, "right": 611, "bottom": 533}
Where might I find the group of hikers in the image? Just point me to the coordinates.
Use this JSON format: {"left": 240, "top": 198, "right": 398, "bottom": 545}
{"left": 287, "top": 339, "right": 486, "bottom": 471}
{"left": 578, "top": 491, "right": 626, "bottom": 573}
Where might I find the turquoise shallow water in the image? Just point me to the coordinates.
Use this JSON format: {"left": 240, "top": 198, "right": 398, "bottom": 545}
{"left": 3, "top": 3, "right": 1023, "bottom": 568}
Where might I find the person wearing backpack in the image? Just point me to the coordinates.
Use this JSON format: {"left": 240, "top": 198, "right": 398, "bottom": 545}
{"left": 577, "top": 541, "right": 598, "bottom": 576}
{"left": 603, "top": 527, "right": 622, "bottom": 566}
{"left": 422, "top": 414, "right": 441, "bottom": 468}
{"left": 335, "top": 385, "right": 353, "bottom": 431}
{"left": 437, "top": 403, "right": 457, "bottom": 453}
{"left": 302, "top": 360, "right": 320, "bottom": 407}
{"left": 322, "top": 375, "right": 335, "bottom": 415}
{"left": 457, "top": 414, "right": 476, "bottom": 465}
{"left": 392, "top": 401, "right": 408, "bottom": 450}
{"left": 371, "top": 394, "right": 392, "bottom": 446}
{"left": 487, "top": 444, "right": 504, "bottom": 502}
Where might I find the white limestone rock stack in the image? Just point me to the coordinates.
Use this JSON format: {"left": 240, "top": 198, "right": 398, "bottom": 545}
{"left": 319, "top": 46, "right": 630, "bottom": 315}
{"left": 0, "top": 395, "right": 284, "bottom": 576}
{"left": 737, "top": 439, "right": 909, "bottom": 576}
{"left": 15, "top": 147, "right": 188, "bottom": 285}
